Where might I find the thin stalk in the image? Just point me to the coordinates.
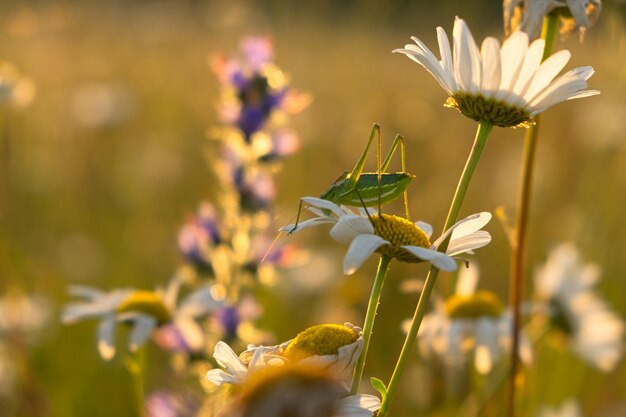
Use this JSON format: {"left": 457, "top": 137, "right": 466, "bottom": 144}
{"left": 125, "top": 348, "right": 147, "bottom": 417}
{"left": 350, "top": 254, "right": 392, "bottom": 394}
{"left": 506, "top": 12, "right": 558, "bottom": 417}
{"left": 378, "top": 121, "right": 493, "bottom": 417}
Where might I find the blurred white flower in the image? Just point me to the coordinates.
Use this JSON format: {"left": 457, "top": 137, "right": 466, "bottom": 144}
{"left": 62, "top": 277, "right": 220, "bottom": 360}
{"left": 534, "top": 243, "right": 624, "bottom": 371}
{"left": 538, "top": 399, "right": 584, "bottom": 417}
{"left": 411, "top": 264, "right": 532, "bottom": 374}
{"left": 0, "top": 288, "right": 49, "bottom": 341}
{"left": 394, "top": 17, "right": 599, "bottom": 127}
{"left": 0, "top": 61, "right": 35, "bottom": 108}
{"left": 504, "top": 0, "right": 602, "bottom": 41}
{"left": 286, "top": 197, "right": 491, "bottom": 274}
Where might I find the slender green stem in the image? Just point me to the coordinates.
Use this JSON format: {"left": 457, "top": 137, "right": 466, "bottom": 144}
{"left": 506, "top": 13, "right": 558, "bottom": 417}
{"left": 350, "top": 254, "right": 392, "bottom": 394}
{"left": 125, "top": 348, "right": 147, "bottom": 417}
{"left": 378, "top": 121, "right": 493, "bottom": 417}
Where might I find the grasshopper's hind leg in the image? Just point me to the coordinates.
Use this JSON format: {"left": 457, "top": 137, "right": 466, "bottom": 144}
{"left": 379, "top": 134, "right": 411, "bottom": 221}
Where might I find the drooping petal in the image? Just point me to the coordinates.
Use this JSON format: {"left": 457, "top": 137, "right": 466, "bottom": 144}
{"left": 394, "top": 45, "right": 453, "bottom": 95}
{"left": 343, "top": 234, "right": 387, "bottom": 275}
{"left": 128, "top": 315, "right": 157, "bottom": 352}
{"left": 330, "top": 215, "right": 375, "bottom": 244}
{"left": 447, "top": 230, "right": 492, "bottom": 256}
{"left": 98, "top": 315, "right": 117, "bottom": 361}
{"left": 282, "top": 217, "right": 338, "bottom": 233}
{"left": 455, "top": 263, "right": 479, "bottom": 296}
{"left": 402, "top": 246, "right": 457, "bottom": 272}
{"left": 205, "top": 369, "right": 241, "bottom": 385}
{"left": 432, "top": 212, "right": 491, "bottom": 249}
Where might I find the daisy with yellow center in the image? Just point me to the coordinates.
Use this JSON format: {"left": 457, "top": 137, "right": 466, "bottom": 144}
{"left": 205, "top": 323, "right": 364, "bottom": 386}
{"left": 285, "top": 197, "right": 491, "bottom": 274}
{"left": 410, "top": 263, "right": 532, "bottom": 375}
{"left": 394, "top": 17, "right": 599, "bottom": 127}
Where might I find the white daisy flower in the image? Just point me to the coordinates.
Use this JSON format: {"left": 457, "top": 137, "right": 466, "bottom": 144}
{"left": 206, "top": 323, "right": 363, "bottom": 385}
{"left": 286, "top": 197, "right": 491, "bottom": 274}
{"left": 394, "top": 17, "right": 599, "bottom": 127}
{"left": 534, "top": 243, "right": 624, "bottom": 371}
{"left": 62, "top": 277, "right": 220, "bottom": 360}
{"left": 337, "top": 394, "right": 381, "bottom": 417}
{"left": 411, "top": 264, "right": 532, "bottom": 374}
{"left": 538, "top": 399, "right": 584, "bottom": 417}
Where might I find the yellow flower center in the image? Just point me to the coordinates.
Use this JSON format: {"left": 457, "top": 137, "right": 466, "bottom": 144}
{"left": 284, "top": 324, "right": 359, "bottom": 362}
{"left": 117, "top": 291, "right": 172, "bottom": 325}
{"left": 371, "top": 214, "right": 431, "bottom": 263}
{"left": 445, "top": 291, "right": 504, "bottom": 319}
{"left": 446, "top": 93, "right": 532, "bottom": 128}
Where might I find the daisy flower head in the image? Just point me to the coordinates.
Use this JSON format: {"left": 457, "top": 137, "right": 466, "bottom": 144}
{"left": 206, "top": 323, "right": 363, "bottom": 386}
{"left": 285, "top": 197, "right": 492, "bottom": 274}
{"left": 394, "top": 17, "right": 599, "bottom": 127}
{"left": 504, "top": 0, "right": 602, "bottom": 41}
{"left": 62, "top": 278, "right": 221, "bottom": 360}
{"left": 412, "top": 263, "right": 532, "bottom": 374}
{"left": 534, "top": 243, "right": 624, "bottom": 371}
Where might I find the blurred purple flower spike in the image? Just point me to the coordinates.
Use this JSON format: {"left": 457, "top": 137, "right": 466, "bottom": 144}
{"left": 240, "top": 36, "right": 273, "bottom": 71}
{"left": 178, "top": 202, "right": 221, "bottom": 268}
{"left": 146, "top": 391, "right": 198, "bottom": 417}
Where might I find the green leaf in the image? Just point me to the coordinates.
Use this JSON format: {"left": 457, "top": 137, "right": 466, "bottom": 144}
{"left": 370, "top": 377, "right": 387, "bottom": 400}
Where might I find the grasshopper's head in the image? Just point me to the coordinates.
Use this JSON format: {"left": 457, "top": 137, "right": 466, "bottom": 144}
{"left": 319, "top": 171, "right": 350, "bottom": 203}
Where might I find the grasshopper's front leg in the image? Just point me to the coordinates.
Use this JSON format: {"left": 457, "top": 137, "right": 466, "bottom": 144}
{"left": 288, "top": 199, "right": 305, "bottom": 235}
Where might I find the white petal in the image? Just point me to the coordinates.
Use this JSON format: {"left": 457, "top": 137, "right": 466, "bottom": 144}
{"left": 343, "top": 234, "right": 387, "bottom": 275}
{"left": 68, "top": 285, "right": 106, "bottom": 300}
{"left": 529, "top": 67, "right": 597, "bottom": 114}
{"left": 456, "top": 262, "right": 479, "bottom": 296}
{"left": 394, "top": 46, "right": 453, "bottom": 95}
{"left": 523, "top": 49, "right": 571, "bottom": 102}
{"left": 128, "top": 315, "right": 157, "bottom": 352}
{"left": 480, "top": 37, "right": 501, "bottom": 97}
{"left": 282, "top": 217, "right": 337, "bottom": 233}
{"left": 177, "top": 286, "right": 221, "bottom": 318}
{"left": 330, "top": 215, "right": 375, "bottom": 244}
{"left": 432, "top": 212, "right": 491, "bottom": 249}
{"left": 513, "top": 38, "right": 545, "bottom": 97}
{"left": 497, "top": 31, "right": 529, "bottom": 99}
{"left": 415, "top": 221, "right": 433, "bottom": 238}
{"left": 205, "top": 369, "right": 240, "bottom": 385}
{"left": 338, "top": 395, "right": 381, "bottom": 417}
{"left": 301, "top": 197, "right": 345, "bottom": 216}
{"left": 213, "top": 341, "right": 247, "bottom": 377}
{"left": 447, "top": 231, "right": 492, "bottom": 256}
{"left": 453, "top": 17, "right": 481, "bottom": 94}
{"left": 436, "top": 27, "right": 458, "bottom": 93}
{"left": 402, "top": 246, "right": 457, "bottom": 272}
{"left": 98, "top": 315, "right": 116, "bottom": 361}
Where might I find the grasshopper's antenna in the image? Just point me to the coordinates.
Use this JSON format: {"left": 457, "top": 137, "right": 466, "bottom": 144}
{"left": 260, "top": 228, "right": 283, "bottom": 265}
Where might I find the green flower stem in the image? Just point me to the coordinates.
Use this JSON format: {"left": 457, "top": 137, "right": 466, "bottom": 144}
{"left": 378, "top": 121, "right": 493, "bottom": 417}
{"left": 350, "top": 254, "right": 392, "bottom": 395}
{"left": 506, "top": 12, "right": 559, "bottom": 417}
{"left": 125, "top": 348, "right": 147, "bottom": 417}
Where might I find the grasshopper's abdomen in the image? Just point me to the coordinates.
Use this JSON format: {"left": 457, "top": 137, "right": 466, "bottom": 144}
{"left": 337, "top": 173, "right": 413, "bottom": 207}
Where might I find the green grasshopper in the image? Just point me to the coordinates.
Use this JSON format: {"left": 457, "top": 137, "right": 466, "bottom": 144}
{"left": 289, "top": 124, "right": 414, "bottom": 234}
